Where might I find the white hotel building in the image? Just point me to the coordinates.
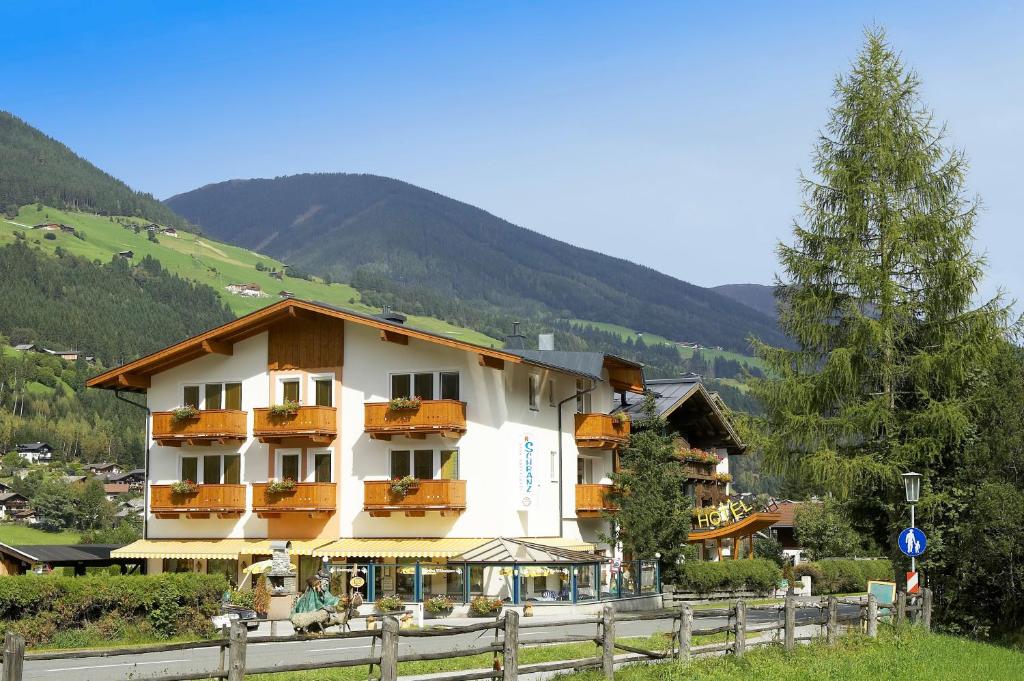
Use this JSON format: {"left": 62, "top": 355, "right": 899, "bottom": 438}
{"left": 91, "top": 299, "right": 681, "bottom": 605}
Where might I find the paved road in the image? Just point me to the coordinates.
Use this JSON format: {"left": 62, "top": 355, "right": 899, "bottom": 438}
{"left": 23, "top": 606, "right": 852, "bottom": 681}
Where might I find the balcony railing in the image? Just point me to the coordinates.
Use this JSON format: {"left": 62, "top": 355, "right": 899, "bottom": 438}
{"left": 363, "top": 479, "right": 467, "bottom": 516}
{"left": 150, "top": 484, "right": 246, "bottom": 517}
{"left": 575, "top": 483, "right": 618, "bottom": 518}
{"left": 152, "top": 410, "right": 247, "bottom": 446}
{"left": 574, "top": 413, "right": 630, "bottom": 449}
{"left": 682, "top": 461, "right": 716, "bottom": 481}
{"left": 363, "top": 400, "right": 467, "bottom": 439}
{"left": 252, "top": 406, "right": 337, "bottom": 444}
{"left": 251, "top": 482, "right": 337, "bottom": 516}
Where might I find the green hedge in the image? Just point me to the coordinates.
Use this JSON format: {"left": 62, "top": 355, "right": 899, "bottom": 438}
{"left": 795, "top": 558, "right": 893, "bottom": 595}
{"left": 673, "top": 558, "right": 782, "bottom": 595}
{"left": 0, "top": 573, "right": 227, "bottom": 646}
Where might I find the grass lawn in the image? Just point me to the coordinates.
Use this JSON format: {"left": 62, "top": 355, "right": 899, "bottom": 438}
{"left": 559, "top": 627, "right": 1024, "bottom": 681}
{"left": 0, "top": 524, "right": 80, "bottom": 544}
{"left": 1, "top": 207, "right": 500, "bottom": 347}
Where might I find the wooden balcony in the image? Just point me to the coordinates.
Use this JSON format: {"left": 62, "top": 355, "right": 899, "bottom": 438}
{"left": 682, "top": 462, "right": 716, "bottom": 481}
{"left": 150, "top": 484, "right": 246, "bottom": 518}
{"left": 363, "top": 479, "right": 466, "bottom": 517}
{"left": 252, "top": 406, "right": 337, "bottom": 445}
{"left": 574, "top": 413, "right": 630, "bottom": 449}
{"left": 363, "top": 400, "right": 467, "bottom": 440}
{"left": 575, "top": 483, "right": 618, "bottom": 518}
{"left": 152, "top": 410, "right": 247, "bottom": 446}
{"left": 251, "top": 482, "right": 337, "bottom": 517}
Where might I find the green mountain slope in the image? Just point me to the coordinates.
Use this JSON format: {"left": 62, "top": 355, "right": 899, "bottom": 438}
{"left": 167, "top": 173, "right": 786, "bottom": 353}
{"left": 712, "top": 283, "right": 778, "bottom": 320}
{"left": 0, "top": 111, "right": 188, "bottom": 229}
{"left": 0, "top": 205, "right": 501, "bottom": 347}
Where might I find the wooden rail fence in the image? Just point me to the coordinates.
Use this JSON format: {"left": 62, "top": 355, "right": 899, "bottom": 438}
{"left": 0, "top": 589, "right": 933, "bottom": 681}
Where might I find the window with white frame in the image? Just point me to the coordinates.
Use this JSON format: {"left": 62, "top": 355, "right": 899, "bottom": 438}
{"left": 278, "top": 376, "right": 301, "bottom": 404}
{"left": 311, "top": 375, "right": 333, "bottom": 407}
{"left": 575, "top": 379, "right": 592, "bottom": 414}
{"left": 389, "top": 448, "right": 459, "bottom": 480}
{"left": 182, "top": 382, "right": 242, "bottom": 410}
{"left": 577, "top": 457, "right": 595, "bottom": 484}
{"left": 390, "top": 371, "right": 460, "bottom": 401}
{"left": 180, "top": 453, "right": 240, "bottom": 484}
{"left": 276, "top": 449, "right": 301, "bottom": 481}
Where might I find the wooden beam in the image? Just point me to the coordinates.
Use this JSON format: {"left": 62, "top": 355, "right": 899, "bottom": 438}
{"left": 116, "top": 373, "right": 150, "bottom": 389}
{"left": 478, "top": 355, "right": 504, "bottom": 370}
{"left": 201, "top": 339, "right": 233, "bottom": 356}
{"left": 380, "top": 330, "right": 408, "bottom": 345}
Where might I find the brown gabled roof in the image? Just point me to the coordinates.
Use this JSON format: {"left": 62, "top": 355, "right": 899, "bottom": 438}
{"left": 87, "top": 299, "right": 623, "bottom": 392}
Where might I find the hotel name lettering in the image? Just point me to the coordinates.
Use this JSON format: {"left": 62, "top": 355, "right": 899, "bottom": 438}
{"left": 695, "top": 498, "right": 755, "bottom": 529}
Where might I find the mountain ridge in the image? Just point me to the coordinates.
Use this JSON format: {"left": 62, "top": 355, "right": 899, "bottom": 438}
{"left": 167, "top": 173, "right": 786, "bottom": 353}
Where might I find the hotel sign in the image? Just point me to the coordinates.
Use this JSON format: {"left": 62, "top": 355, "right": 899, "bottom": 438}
{"left": 694, "top": 498, "right": 756, "bottom": 530}
{"left": 518, "top": 433, "right": 539, "bottom": 510}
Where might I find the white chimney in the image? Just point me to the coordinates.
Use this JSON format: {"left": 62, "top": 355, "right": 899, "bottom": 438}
{"left": 538, "top": 333, "right": 555, "bottom": 351}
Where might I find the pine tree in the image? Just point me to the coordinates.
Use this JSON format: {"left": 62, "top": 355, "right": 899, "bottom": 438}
{"left": 606, "top": 394, "right": 691, "bottom": 573}
{"left": 750, "top": 30, "right": 1006, "bottom": 537}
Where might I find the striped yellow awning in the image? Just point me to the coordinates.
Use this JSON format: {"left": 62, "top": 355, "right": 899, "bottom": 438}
{"left": 310, "top": 537, "right": 595, "bottom": 559}
{"left": 111, "top": 538, "right": 331, "bottom": 559}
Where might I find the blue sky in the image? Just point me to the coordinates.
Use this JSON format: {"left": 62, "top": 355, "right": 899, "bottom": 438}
{"left": 3, "top": 1, "right": 1022, "bottom": 301}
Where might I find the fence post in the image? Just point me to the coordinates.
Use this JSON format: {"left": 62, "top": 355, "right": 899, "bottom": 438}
{"left": 866, "top": 594, "right": 878, "bottom": 638}
{"left": 784, "top": 594, "right": 796, "bottom": 651}
{"left": 922, "top": 588, "right": 932, "bottom": 632}
{"left": 380, "top": 616, "right": 399, "bottom": 681}
{"left": 3, "top": 631, "right": 25, "bottom": 681}
{"left": 734, "top": 600, "right": 746, "bottom": 658}
{"left": 502, "top": 609, "right": 519, "bottom": 680}
{"left": 601, "top": 604, "right": 615, "bottom": 680}
{"left": 895, "top": 590, "right": 907, "bottom": 625}
{"left": 227, "top": 620, "right": 247, "bottom": 681}
{"left": 677, "top": 604, "right": 692, "bottom": 662}
{"left": 826, "top": 596, "right": 838, "bottom": 646}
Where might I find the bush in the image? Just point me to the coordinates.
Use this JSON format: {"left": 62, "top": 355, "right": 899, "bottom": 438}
{"left": 673, "top": 558, "right": 782, "bottom": 595}
{"left": 797, "top": 558, "right": 893, "bottom": 595}
{"left": 469, "top": 595, "right": 503, "bottom": 616}
{"left": 0, "top": 573, "right": 225, "bottom": 645}
{"left": 375, "top": 594, "right": 404, "bottom": 612}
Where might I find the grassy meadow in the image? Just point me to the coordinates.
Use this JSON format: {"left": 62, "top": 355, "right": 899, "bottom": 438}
{"left": 0, "top": 524, "right": 80, "bottom": 544}
{"left": 1, "top": 206, "right": 500, "bottom": 347}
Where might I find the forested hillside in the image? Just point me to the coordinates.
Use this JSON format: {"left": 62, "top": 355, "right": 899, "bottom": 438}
{"left": 0, "top": 240, "right": 234, "bottom": 365}
{"left": 712, "top": 283, "right": 778, "bottom": 320}
{"left": 167, "top": 173, "right": 786, "bottom": 353}
{"left": 0, "top": 111, "right": 188, "bottom": 229}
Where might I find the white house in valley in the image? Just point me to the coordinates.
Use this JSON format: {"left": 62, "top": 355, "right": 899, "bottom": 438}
{"left": 88, "top": 299, "right": 662, "bottom": 607}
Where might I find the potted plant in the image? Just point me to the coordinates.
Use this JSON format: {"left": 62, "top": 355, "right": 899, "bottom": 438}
{"left": 468, "top": 595, "right": 503, "bottom": 617}
{"left": 389, "top": 475, "right": 418, "bottom": 498}
{"left": 423, "top": 594, "right": 454, "bottom": 619}
{"left": 267, "top": 478, "right": 297, "bottom": 494}
{"left": 713, "top": 472, "right": 733, "bottom": 483}
{"left": 612, "top": 412, "right": 629, "bottom": 425}
{"left": 388, "top": 396, "right": 422, "bottom": 412}
{"left": 170, "top": 479, "right": 198, "bottom": 495}
{"left": 171, "top": 405, "right": 199, "bottom": 422}
{"left": 268, "top": 399, "right": 301, "bottom": 417}
{"left": 375, "top": 594, "right": 404, "bottom": 614}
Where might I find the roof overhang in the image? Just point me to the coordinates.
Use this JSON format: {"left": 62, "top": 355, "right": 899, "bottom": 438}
{"left": 87, "top": 299, "right": 530, "bottom": 392}
{"left": 658, "top": 382, "right": 745, "bottom": 453}
{"left": 687, "top": 512, "right": 782, "bottom": 542}
{"left": 603, "top": 356, "right": 645, "bottom": 393}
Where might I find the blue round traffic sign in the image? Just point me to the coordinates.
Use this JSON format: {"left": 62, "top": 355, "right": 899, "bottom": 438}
{"left": 898, "top": 527, "right": 926, "bottom": 557}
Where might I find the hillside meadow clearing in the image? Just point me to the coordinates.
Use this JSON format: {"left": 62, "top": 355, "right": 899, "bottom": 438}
{"left": 1, "top": 206, "right": 499, "bottom": 347}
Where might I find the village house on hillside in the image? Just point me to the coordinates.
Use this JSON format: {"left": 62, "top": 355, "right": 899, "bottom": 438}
{"left": 15, "top": 442, "right": 53, "bottom": 464}
{"left": 87, "top": 298, "right": 751, "bottom": 608}
{"left": 225, "top": 283, "right": 265, "bottom": 297}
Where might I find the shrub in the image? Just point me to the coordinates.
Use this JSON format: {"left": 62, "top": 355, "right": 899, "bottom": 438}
{"left": 809, "top": 558, "right": 894, "bottom": 595}
{"left": 0, "top": 573, "right": 225, "bottom": 645}
{"left": 228, "top": 588, "right": 257, "bottom": 610}
{"left": 673, "top": 558, "right": 782, "bottom": 595}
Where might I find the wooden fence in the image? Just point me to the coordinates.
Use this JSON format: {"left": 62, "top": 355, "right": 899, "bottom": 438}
{"left": 0, "top": 589, "right": 933, "bottom": 681}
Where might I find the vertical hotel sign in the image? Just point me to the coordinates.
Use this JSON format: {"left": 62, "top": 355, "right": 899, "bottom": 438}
{"left": 518, "top": 433, "right": 539, "bottom": 510}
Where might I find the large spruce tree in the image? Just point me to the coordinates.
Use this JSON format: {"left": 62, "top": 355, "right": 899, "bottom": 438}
{"left": 751, "top": 31, "right": 1006, "bottom": 546}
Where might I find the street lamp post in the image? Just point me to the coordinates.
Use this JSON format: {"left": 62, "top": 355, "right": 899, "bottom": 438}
{"left": 902, "top": 472, "right": 922, "bottom": 573}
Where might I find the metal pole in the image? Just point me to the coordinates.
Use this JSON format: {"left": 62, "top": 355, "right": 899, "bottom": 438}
{"left": 910, "top": 503, "right": 915, "bottom": 574}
